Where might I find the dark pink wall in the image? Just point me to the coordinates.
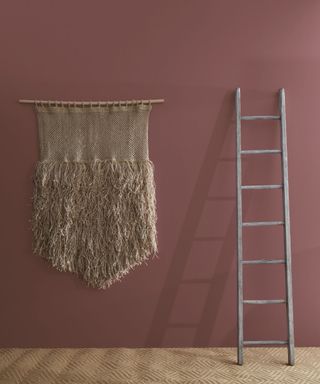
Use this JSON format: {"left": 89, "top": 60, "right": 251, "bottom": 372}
{"left": 1, "top": 0, "right": 320, "bottom": 347}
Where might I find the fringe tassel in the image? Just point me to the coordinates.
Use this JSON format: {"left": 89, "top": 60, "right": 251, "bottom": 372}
{"left": 31, "top": 160, "right": 157, "bottom": 288}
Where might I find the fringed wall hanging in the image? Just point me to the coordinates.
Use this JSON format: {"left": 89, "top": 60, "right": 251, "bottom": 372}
{"left": 21, "top": 98, "right": 164, "bottom": 288}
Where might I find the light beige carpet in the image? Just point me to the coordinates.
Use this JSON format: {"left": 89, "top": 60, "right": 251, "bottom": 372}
{"left": 1, "top": 348, "right": 320, "bottom": 384}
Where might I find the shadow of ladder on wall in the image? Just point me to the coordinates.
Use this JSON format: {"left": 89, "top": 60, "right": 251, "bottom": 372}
{"left": 235, "top": 88, "right": 295, "bottom": 366}
{"left": 146, "top": 95, "right": 241, "bottom": 352}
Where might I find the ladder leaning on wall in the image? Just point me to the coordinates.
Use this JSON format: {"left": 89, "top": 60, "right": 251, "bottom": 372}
{"left": 235, "top": 88, "right": 295, "bottom": 366}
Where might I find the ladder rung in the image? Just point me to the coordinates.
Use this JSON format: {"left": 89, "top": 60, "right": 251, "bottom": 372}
{"left": 241, "top": 184, "right": 283, "bottom": 190}
{"left": 242, "top": 221, "right": 284, "bottom": 227}
{"left": 241, "top": 149, "right": 281, "bottom": 155}
{"left": 243, "top": 299, "right": 286, "bottom": 305}
{"left": 244, "top": 340, "right": 288, "bottom": 346}
{"left": 242, "top": 259, "right": 285, "bottom": 265}
{"left": 241, "top": 115, "right": 281, "bottom": 121}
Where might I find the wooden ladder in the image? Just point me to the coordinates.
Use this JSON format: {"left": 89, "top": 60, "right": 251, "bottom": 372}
{"left": 235, "top": 88, "right": 295, "bottom": 366}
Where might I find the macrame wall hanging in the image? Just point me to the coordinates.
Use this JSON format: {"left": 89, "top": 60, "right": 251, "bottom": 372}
{"left": 21, "top": 98, "right": 164, "bottom": 289}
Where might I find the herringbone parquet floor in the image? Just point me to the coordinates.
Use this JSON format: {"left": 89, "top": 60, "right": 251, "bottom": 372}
{"left": 0, "top": 348, "right": 319, "bottom": 384}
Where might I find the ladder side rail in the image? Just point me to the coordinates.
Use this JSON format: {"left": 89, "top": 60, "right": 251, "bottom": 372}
{"left": 236, "top": 88, "right": 244, "bottom": 365}
{"left": 279, "top": 88, "right": 295, "bottom": 366}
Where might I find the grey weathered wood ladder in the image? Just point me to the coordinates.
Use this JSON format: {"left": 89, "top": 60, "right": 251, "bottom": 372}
{"left": 235, "top": 88, "right": 295, "bottom": 366}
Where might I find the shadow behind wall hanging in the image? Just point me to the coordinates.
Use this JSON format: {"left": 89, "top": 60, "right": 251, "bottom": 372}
{"left": 30, "top": 101, "right": 158, "bottom": 288}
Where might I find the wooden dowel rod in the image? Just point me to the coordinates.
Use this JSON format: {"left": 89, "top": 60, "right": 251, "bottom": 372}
{"left": 18, "top": 98, "right": 164, "bottom": 106}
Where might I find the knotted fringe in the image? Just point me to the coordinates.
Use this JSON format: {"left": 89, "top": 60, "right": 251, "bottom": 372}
{"left": 31, "top": 160, "right": 157, "bottom": 288}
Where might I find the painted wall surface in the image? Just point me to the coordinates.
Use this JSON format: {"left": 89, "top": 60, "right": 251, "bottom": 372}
{"left": 1, "top": 0, "right": 319, "bottom": 347}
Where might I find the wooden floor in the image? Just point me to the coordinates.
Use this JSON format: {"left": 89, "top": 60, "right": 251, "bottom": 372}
{"left": 1, "top": 348, "right": 320, "bottom": 383}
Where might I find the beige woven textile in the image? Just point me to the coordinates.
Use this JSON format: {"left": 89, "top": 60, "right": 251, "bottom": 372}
{"left": 31, "top": 104, "right": 157, "bottom": 288}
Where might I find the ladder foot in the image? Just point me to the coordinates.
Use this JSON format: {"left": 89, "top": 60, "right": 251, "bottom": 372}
{"left": 288, "top": 347, "right": 295, "bottom": 366}
{"left": 237, "top": 347, "right": 243, "bottom": 365}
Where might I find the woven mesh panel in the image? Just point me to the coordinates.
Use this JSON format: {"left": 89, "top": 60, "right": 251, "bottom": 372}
{"left": 35, "top": 104, "right": 152, "bottom": 161}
